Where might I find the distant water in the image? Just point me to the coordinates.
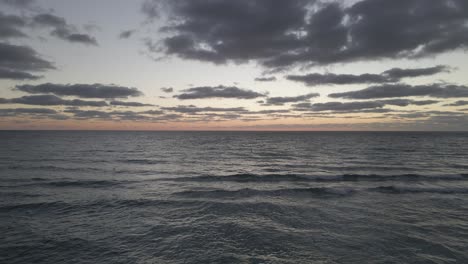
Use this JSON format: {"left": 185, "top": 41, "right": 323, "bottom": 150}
{"left": 1, "top": 131, "right": 468, "bottom": 263}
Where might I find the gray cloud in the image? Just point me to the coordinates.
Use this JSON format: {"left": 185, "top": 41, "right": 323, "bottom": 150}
{"left": 288, "top": 73, "right": 387, "bottom": 86}
{"left": 16, "top": 83, "right": 143, "bottom": 99}
{"left": 144, "top": 0, "right": 468, "bottom": 69}
{"left": 264, "top": 93, "right": 319, "bottom": 106}
{"left": 293, "top": 99, "right": 439, "bottom": 112}
{"left": 0, "top": 67, "right": 41, "bottom": 80}
{"left": 286, "top": 66, "right": 450, "bottom": 86}
{"left": 162, "top": 105, "right": 246, "bottom": 113}
{"left": 0, "top": 42, "right": 54, "bottom": 80}
{"left": 378, "top": 99, "right": 439, "bottom": 107}
{"left": 0, "top": 108, "right": 60, "bottom": 119}
{"left": 33, "top": 13, "right": 98, "bottom": 45}
{"left": 0, "top": 42, "right": 55, "bottom": 72}
{"left": 161, "top": 87, "right": 174, "bottom": 93}
{"left": 329, "top": 84, "right": 468, "bottom": 99}
{"left": 295, "top": 101, "right": 385, "bottom": 112}
{"left": 243, "top": 109, "right": 292, "bottom": 115}
{"left": 444, "top": 100, "right": 468, "bottom": 107}
{"left": 143, "top": 110, "right": 165, "bottom": 115}
{"left": 1, "top": 95, "right": 108, "bottom": 107}
{"left": 0, "top": 11, "right": 27, "bottom": 39}
{"left": 110, "top": 101, "right": 154, "bottom": 107}
{"left": 174, "top": 85, "right": 265, "bottom": 100}
{"left": 119, "top": 30, "right": 136, "bottom": 39}
{"left": 64, "top": 109, "right": 185, "bottom": 122}
{"left": 382, "top": 65, "right": 451, "bottom": 79}
{"left": 255, "top": 76, "right": 277, "bottom": 82}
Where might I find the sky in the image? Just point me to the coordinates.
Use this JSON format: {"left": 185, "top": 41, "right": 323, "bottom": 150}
{"left": 1, "top": 0, "right": 468, "bottom": 131}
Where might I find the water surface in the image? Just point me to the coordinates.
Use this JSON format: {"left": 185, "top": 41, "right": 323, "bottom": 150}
{"left": 1, "top": 131, "right": 468, "bottom": 263}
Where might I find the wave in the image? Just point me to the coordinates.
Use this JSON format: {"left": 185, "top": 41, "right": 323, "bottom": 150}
{"left": 2, "top": 165, "right": 104, "bottom": 172}
{"left": 370, "top": 186, "right": 468, "bottom": 194}
{"left": 176, "top": 185, "right": 468, "bottom": 199}
{"left": 2, "top": 179, "right": 134, "bottom": 189}
{"left": 43, "top": 180, "right": 126, "bottom": 188}
{"left": 0, "top": 201, "right": 72, "bottom": 212}
{"left": 158, "top": 173, "right": 468, "bottom": 183}
{"left": 174, "top": 187, "right": 354, "bottom": 199}
{"left": 118, "top": 159, "right": 168, "bottom": 165}
{"left": 0, "top": 197, "right": 293, "bottom": 214}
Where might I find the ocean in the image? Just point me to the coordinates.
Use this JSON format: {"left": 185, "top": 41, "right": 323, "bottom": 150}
{"left": 1, "top": 131, "right": 468, "bottom": 263}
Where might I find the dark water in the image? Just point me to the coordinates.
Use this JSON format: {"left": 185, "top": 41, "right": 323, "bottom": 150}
{"left": 1, "top": 131, "right": 468, "bottom": 263}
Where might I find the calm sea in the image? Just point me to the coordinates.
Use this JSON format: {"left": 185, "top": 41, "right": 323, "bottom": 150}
{"left": 1, "top": 131, "right": 468, "bottom": 263}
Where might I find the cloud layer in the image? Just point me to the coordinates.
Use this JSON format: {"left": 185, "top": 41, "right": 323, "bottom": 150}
{"left": 329, "top": 84, "right": 468, "bottom": 99}
{"left": 287, "top": 66, "right": 450, "bottom": 86}
{"left": 0, "top": 95, "right": 108, "bottom": 107}
{"left": 144, "top": 0, "right": 468, "bottom": 69}
{"left": 16, "top": 83, "right": 143, "bottom": 99}
{"left": 0, "top": 42, "right": 55, "bottom": 80}
{"left": 263, "top": 93, "right": 320, "bottom": 106}
{"left": 174, "top": 86, "right": 265, "bottom": 100}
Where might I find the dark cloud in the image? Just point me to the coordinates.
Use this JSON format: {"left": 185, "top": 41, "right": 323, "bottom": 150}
{"left": 0, "top": 68, "right": 41, "bottom": 80}
{"left": 293, "top": 99, "right": 439, "bottom": 112}
{"left": 263, "top": 93, "right": 319, "bottom": 106}
{"left": 0, "top": 42, "right": 54, "bottom": 79}
{"left": 1, "top": 95, "right": 108, "bottom": 107}
{"left": 410, "top": 100, "right": 440, "bottom": 106}
{"left": 110, "top": 101, "right": 154, "bottom": 107}
{"left": 329, "top": 84, "right": 468, "bottom": 99}
{"left": 288, "top": 73, "right": 387, "bottom": 86}
{"left": 64, "top": 109, "right": 184, "bottom": 122}
{"left": 255, "top": 76, "right": 277, "bottom": 82}
{"left": 286, "top": 66, "right": 450, "bottom": 86}
{"left": 0, "top": 11, "right": 27, "bottom": 39}
{"left": 174, "top": 85, "right": 265, "bottom": 100}
{"left": 378, "top": 99, "right": 439, "bottom": 106}
{"left": 444, "top": 100, "right": 468, "bottom": 107}
{"left": 0, "top": 11, "right": 97, "bottom": 45}
{"left": 295, "top": 101, "right": 385, "bottom": 112}
{"left": 161, "top": 87, "right": 174, "bottom": 93}
{"left": 33, "top": 13, "right": 98, "bottom": 45}
{"left": 244, "top": 109, "right": 292, "bottom": 115}
{"left": 162, "top": 105, "right": 246, "bottom": 113}
{"left": 119, "top": 30, "right": 136, "bottom": 39}
{"left": 33, "top": 13, "right": 66, "bottom": 27}
{"left": 0, "top": 42, "right": 55, "bottom": 72}
{"left": 16, "top": 83, "right": 143, "bottom": 99}
{"left": 143, "top": 110, "right": 165, "bottom": 115}
{"left": 146, "top": 0, "right": 310, "bottom": 66}
{"left": 0, "top": 108, "right": 59, "bottom": 118}
{"left": 382, "top": 65, "right": 450, "bottom": 79}
{"left": 145, "top": 0, "right": 468, "bottom": 69}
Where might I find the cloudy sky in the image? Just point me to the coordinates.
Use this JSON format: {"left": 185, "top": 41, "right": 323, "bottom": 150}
{"left": 1, "top": 0, "right": 468, "bottom": 130}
